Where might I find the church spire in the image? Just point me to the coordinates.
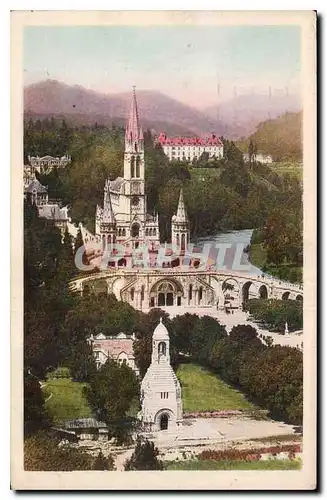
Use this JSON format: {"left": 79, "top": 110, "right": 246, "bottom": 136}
{"left": 102, "top": 180, "right": 115, "bottom": 224}
{"left": 175, "top": 188, "right": 187, "bottom": 222}
{"left": 125, "top": 86, "right": 144, "bottom": 145}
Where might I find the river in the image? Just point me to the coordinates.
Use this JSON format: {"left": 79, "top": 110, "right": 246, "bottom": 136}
{"left": 192, "top": 229, "right": 263, "bottom": 276}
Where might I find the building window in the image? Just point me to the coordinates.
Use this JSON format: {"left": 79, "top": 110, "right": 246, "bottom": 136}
{"left": 161, "top": 392, "right": 169, "bottom": 399}
{"left": 130, "top": 156, "right": 135, "bottom": 178}
{"left": 131, "top": 288, "right": 135, "bottom": 301}
{"left": 136, "top": 156, "right": 141, "bottom": 178}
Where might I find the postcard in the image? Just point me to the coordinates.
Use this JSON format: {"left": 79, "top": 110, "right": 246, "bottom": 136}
{"left": 11, "top": 10, "right": 316, "bottom": 490}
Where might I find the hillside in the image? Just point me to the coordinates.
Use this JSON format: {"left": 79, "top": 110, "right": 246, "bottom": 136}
{"left": 236, "top": 112, "right": 303, "bottom": 162}
{"left": 204, "top": 93, "right": 301, "bottom": 139}
{"left": 24, "top": 80, "right": 230, "bottom": 137}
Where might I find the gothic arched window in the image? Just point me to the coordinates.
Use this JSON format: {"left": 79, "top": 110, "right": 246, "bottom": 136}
{"left": 102, "top": 234, "right": 106, "bottom": 250}
{"left": 176, "top": 233, "right": 180, "bottom": 247}
{"left": 107, "top": 235, "right": 112, "bottom": 245}
{"left": 188, "top": 284, "right": 193, "bottom": 301}
{"left": 141, "top": 285, "right": 145, "bottom": 301}
{"left": 136, "top": 156, "right": 141, "bottom": 178}
{"left": 131, "top": 288, "right": 135, "bottom": 301}
{"left": 130, "top": 156, "right": 135, "bottom": 178}
{"left": 199, "top": 286, "right": 203, "bottom": 303}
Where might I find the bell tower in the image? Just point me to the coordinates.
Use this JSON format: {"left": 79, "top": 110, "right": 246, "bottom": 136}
{"left": 123, "top": 87, "right": 146, "bottom": 220}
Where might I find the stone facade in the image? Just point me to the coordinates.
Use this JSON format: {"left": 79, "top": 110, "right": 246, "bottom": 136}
{"left": 71, "top": 268, "right": 303, "bottom": 311}
{"left": 139, "top": 319, "right": 183, "bottom": 432}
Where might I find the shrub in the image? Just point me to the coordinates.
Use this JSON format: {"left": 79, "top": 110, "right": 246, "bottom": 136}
{"left": 124, "top": 437, "right": 163, "bottom": 471}
{"left": 47, "top": 366, "right": 71, "bottom": 380}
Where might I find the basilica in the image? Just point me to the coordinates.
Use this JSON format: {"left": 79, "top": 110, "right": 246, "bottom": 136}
{"left": 81, "top": 88, "right": 189, "bottom": 266}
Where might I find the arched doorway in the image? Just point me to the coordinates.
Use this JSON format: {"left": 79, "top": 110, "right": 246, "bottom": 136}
{"left": 160, "top": 413, "right": 169, "bottom": 430}
{"left": 258, "top": 285, "right": 268, "bottom": 299}
{"left": 296, "top": 294, "right": 303, "bottom": 302}
{"left": 118, "top": 258, "right": 127, "bottom": 267}
{"left": 282, "top": 291, "right": 290, "bottom": 300}
{"left": 158, "top": 282, "right": 174, "bottom": 306}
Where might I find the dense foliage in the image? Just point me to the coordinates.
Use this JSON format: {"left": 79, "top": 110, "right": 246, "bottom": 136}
{"left": 245, "top": 299, "right": 303, "bottom": 332}
{"left": 24, "top": 431, "right": 115, "bottom": 471}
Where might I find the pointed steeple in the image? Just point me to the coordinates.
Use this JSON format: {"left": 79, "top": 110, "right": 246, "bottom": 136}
{"left": 102, "top": 180, "right": 115, "bottom": 224}
{"left": 175, "top": 188, "right": 187, "bottom": 222}
{"left": 125, "top": 86, "right": 143, "bottom": 144}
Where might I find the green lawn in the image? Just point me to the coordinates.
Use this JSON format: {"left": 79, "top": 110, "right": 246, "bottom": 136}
{"left": 176, "top": 364, "right": 254, "bottom": 412}
{"left": 270, "top": 161, "right": 303, "bottom": 180}
{"left": 43, "top": 378, "right": 92, "bottom": 423}
{"left": 165, "top": 459, "right": 301, "bottom": 470}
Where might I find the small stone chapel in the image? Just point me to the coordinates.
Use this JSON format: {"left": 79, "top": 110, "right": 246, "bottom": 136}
{"left": 139, "top": 319, "right": 183, "bottom": 432}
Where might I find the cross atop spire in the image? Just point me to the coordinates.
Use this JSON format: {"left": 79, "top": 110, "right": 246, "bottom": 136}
{"left": 175, "top": 188, "right": 188, "bottom": 222}
{"left": 102, "top": 180, "right": 115, "bottom": 224}
{"left": 125, "top": 86, "right": 144, "bottom": 146}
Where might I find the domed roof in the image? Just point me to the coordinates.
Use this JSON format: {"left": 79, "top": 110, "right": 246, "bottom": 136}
{"left": 153, "top": 318, "right": 169, "bottom": 340}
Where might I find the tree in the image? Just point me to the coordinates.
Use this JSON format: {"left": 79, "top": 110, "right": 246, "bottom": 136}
{"left": 93, "top": 451, "right": 115, "bottom": 470}
{"left": 24, "top": 374, "right": 50, "bottom": 436}
{"left": 124, "top": 438, "right": 163, "bottom": 471}
{"left": 248, "top": 139, "right": 254, "bottom": 165}
{"left": 68, "top": 340, "right": 97, "bottom": 382}
{"left": 85, "top": 359, "right": 140, "bottom": 428}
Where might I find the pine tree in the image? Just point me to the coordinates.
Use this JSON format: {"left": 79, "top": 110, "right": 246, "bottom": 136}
{"left": 124, "top": 438, "right": 163, "bottom": 471}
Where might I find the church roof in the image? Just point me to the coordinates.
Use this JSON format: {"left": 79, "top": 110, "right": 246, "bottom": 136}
{"left": 125, "top": 87, "right": 144, "bottom": 143}
{"left": 38, "top": 204, "right": 69, "bottom": 221}
{"left": 93, "top": 337, "right": 134, "bottom": 359}
{"left": 153, "top": 318, "right": 170, "bottom": 340}
{"left": 172, "top": 188, "right": 188, "bottom": 223}
{"left": 156, "top": 132, "right": 223, "bottom": 147}
{"left": 110, "top": 177, "right": 125, "bottom": 192}
{"left": 25, "top": 178, "right": 48, "bottom": 194}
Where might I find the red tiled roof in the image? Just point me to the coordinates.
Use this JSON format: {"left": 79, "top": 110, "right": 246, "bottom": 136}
{"left": 156, "top": 132, "right": 223, "bottom": 147}
{"left": 93, "top": 338, "right": 134, "bottom": 358}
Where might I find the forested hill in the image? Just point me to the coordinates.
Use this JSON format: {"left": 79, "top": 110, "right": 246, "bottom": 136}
{"left": 237, "top": 112, "right": 302, "bottom": 162}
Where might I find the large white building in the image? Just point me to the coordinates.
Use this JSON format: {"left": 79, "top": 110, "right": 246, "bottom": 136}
{"left": 28, "top": 154, "right": 71, "bottom": 174}
{"left": 139, "top": 319, "right": 183, "bottom": 432}
{"left": 156, "top": 132, "right": 224, "bottom": 163}
{"left": 243, "top": 153, "right": 273, "bottom": 164}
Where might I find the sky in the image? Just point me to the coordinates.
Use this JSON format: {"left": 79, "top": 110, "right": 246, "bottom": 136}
{"left": 24, "top": 25, "right": 301, "bottom": 108}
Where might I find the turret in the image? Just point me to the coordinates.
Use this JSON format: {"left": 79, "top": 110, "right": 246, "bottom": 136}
{"left": 100, "top": 180, "right": 116, "bottom": 250}
{"left": 171, "top": 188, "right": 189, "bottom": 252}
